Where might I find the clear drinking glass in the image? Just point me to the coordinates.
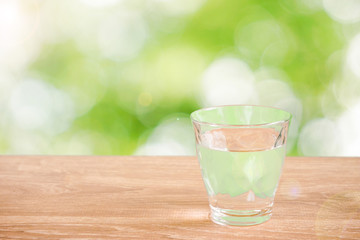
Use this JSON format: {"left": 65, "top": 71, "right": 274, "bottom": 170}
{"left": 191, "top": 105, "right": 291, "bottom": 226}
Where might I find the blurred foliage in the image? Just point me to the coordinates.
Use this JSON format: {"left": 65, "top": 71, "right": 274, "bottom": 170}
{"left": 2, "top": 0, "right": 360, "bottom": 155}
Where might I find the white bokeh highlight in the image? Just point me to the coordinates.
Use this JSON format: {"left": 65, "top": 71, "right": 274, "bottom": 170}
{"left": 98, "top": 12, "right": 148, "bottom": 61}
{"left": 148, "top": 0, "right": 206, "bottom": 16}
{"left": 347, "top": 33, "right": 360, "bottom": 78}
{"left": 300, "top": 99, "right": 360, "bottom": 156}
{"left": 136, "top": 116, "right": 195, "bottom": 155}
{"left": 0, "top": 0, "right": 40, "bottom": 72}
{"left": 201, "top": 57, "right": 256, "bottom": 106}
{"left": 298, "top": 118, "right": 341, "bottom": 156}
{"left": 9, "top": 79, "right": 75, "bottom": 135}
{"left": 323, "top": 0, "right": 360, "bottom": 24}
{"left": 80, "top": 0, "right": 122, "bottom": 8}
{"left": 337, "top": 100, "right": 360, "bottom": 156}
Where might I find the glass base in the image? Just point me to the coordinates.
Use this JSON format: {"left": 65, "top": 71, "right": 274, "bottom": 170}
{"left": 210, "top": 205, "right": 272, "bottom": 226}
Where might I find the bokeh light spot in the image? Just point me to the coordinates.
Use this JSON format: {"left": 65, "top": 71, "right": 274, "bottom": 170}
{"left": 9, "top": 79, "right": 75, "bottom": 134}
{"left": 80, "top": 0, "right": 122, "bottom": 8}
{"left": 148, "top": 0, "right": 206, "bottom": 16}
{"left": 98, "top": 12, "right": 148, "bottom": 61}
{"left": 138, "top": 92, "right": 153, "bottom": 107}
{"left": 298, "top": 118, "right": 341, "bottom": 156}
{"left": 136, "top": 115, "right": 195, "bottom": 155}
{"left": 323, "top": 0, "right": 360, "bottom": 24}
{"left": 337, "top": 100, "right": 360, "bottom": 156}
{"left": 236, "top": 20, "right": 291, "bottom": 66}
{"left": 347, "top": 33, "right": 360, "bottom": 78}
{"left": 0, "top": 0, "right": 39, "bottom": 47}
{"left": 201, "top": 57, "right": 255, "bottom": 106}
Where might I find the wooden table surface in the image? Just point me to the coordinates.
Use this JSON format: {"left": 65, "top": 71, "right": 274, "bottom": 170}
{"left": 0, "top": 156, "right": 359, "bottom": 239}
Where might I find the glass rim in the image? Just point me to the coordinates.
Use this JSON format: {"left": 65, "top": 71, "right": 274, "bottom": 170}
{"left": 190, "top": 104, "right": 292, "bottom": 127}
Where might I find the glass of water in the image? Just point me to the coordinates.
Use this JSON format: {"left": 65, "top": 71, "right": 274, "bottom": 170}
{"left": 191, "top": 105, "right": 291, "bottom": 226}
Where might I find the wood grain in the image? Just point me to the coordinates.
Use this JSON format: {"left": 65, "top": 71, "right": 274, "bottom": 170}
{"left": 0, "top": 156, "right": 359, "bottom": 239}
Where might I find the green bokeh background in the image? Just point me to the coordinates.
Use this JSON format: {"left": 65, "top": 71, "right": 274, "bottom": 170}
{"left": 2, "top": 0, "right": 360, "bottom": 156}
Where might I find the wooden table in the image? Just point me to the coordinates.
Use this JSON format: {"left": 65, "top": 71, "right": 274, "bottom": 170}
{"left": 0, "top": 156, "right": 359, "bottom": 239}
